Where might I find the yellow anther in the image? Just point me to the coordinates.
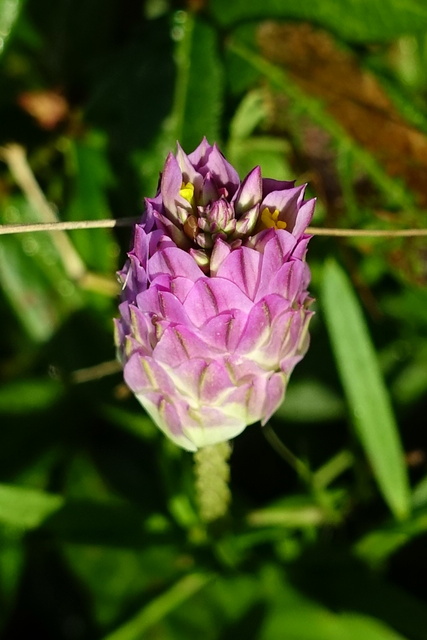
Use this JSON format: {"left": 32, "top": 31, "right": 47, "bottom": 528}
{"left": 179, "top": 182, "right": 195, "bottom": 206}
{"left": 259, "top": 207, "right": 287, "bottom": 231}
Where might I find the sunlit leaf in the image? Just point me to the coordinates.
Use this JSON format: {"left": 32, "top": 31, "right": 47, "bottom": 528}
{"left": 170, "top": 13, "right": 223, "bottom": 150}
{"left": 248, "top": 492, "right": 345, "bottom": 528}
{"left": 0, "top": 198, "right": 80, "bottom": 341}
{"left": 66, "top": 131, "right": 118, "bottom": 273}
{"left": 0, "top": 484, "right": 64, "bottom": 528}
{"left": 321, "top": 260, "right": 411, "bottom": 520}
{"left": 0, "top": 234, "right": 66, "bottom": 341}
{"left": 0, "top": 0, "right": 22, "bottom": 55}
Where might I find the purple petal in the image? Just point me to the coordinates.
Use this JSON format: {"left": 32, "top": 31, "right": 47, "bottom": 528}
{"left": 236, "top": 295, "right": 290, "bottom": 357}
{"left": 200, "top": 309, "right": 248, "bottom": 352}
{"left": 200, "top": 172, "right": 220, "bottom": 205}
{"left": 260, "top": 373, "right": 286, "bottom": 424}
{"left": 183, "top": 277, "right": 252, "bottom": 327}
{"left": 189, "top": 141, "right": 240, "bottom": 196}
{"left": 169, "top": 276, "right": 197, "bottom": 303}
{"left": 246, "top": 227, "right": 275, "bottom": 252}
{"left": 124, "top": 353, "right": 175, "bottom": 396}
{"left": 210, "top": 237, "right": 231, "bottom": 275}
{"left": 292, "top": 198, "right": 316, "bottom": 238}
{"left": 216, "top": 246, "right": 261, "bottom": 300}
{"left": 291, "top": 235, "right": 311, "bottom": 260}
{"left": 265, "top": 259, "right": 310, "bottom": 302}
{"left": 186, "top": 137, "right": 212, "bottom": 167}
{"left": 233, "top": 204, "right": 260, "bottom": 238}
{"left": 233, "top": 166, "right": 262, "bottom": 214}
{"left": 136, "top": 287, "right": 189, "bottom": 326}
{"left": 175, "top": 142, "right": 202, "bottom": 185}
{"left": 128, "top": 304, "right": 157, "bottom": 352}
{"left": 148, "top": 246, "right": 205, "bottom": 281}
{"left": 182, "top": 408, "right": 248, "bottom": 449}
{"left": 119, "top": 254, "right": 148, "bottom": 305}
{"left": 261, "top": 185, "right": 303, "bottom": 224}
{"left": 175, "top": 359, "right": 233, "bottom": 404}
{"left": 262, "top": 177, "right": 295, "bottom": 197}
{"left": 255, "top": 230, "right": 297, "bottom": 300}
{"left": 160, "top": 153, "right": 192, "bottom": 219}
{"left": 153, "top": 324, "right": 215, "bottom": 366}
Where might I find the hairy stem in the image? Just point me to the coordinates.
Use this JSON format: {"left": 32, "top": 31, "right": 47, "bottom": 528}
{"left": 194, "top": 442, "right": 232, "bottom": 523}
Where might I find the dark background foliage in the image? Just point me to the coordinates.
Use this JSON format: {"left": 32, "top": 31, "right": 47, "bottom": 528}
{"left": 1, "top": 0, "right": 427, "bottom": 638}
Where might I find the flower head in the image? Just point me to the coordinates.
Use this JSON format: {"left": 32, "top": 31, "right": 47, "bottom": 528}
{"left": 115, "top": 138, "right": 315, "bottom": 451}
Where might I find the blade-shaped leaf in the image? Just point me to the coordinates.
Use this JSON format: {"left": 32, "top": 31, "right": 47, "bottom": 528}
{"left": 102, "top": 573, "right": 213, "bottom": 640}
{"left": 0, "top": 0, "right": 23, "bottom": 56}
{"left": 211, "top": 0, "right": 427, "bottom": 42}
{"left": 0, "top": 197, "right": 81, "bottom": 342}
{"left": 321, "top": 259, "right": 410, "bottom": 519}
{"left": 170, "top": 13, "right": 223, "bottom": 150}
{"left": 66, "top": 131, "right": 118, "bottom": 273}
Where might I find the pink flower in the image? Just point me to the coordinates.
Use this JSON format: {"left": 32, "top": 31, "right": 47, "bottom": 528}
{"left": 115, "top": 139, "right": 315, "bottom": 451}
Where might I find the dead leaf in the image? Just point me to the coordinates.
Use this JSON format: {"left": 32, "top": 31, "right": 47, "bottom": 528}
{"left": 257, "top": 22, "right": 427, "bottom": 206}
{"left": 18, "top": 90, "right": 69, "bottom": 130}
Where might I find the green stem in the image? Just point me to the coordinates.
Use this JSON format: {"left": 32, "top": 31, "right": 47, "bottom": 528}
{"left": 313, "top": 449, "right": 354, "bottom": 490}
{"left": 263, "top": 423, "right": 312, "bottom": 486}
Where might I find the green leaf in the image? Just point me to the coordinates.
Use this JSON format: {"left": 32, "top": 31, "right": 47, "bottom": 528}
{"left": 63, "top": 543, "right": 183, "bottom": 628}
{"left": 412, "top": 474, "right": 427, "bottom": 508}
{"left": 262, "top": 605, "right": 409, "bottom": 640}
{"left": 170, "top": 13, "right": 223, "bottom": 150}
{"left": 355, "top": 507, "right": 427, "bottom": 566}
{"left": 0, "top": 484, "right": 64, "bottom": 528}
{"left": 0, "top": 0, "right": 23, "bottom": 56}
{"left": 66, "top": 131, "right": 118, "bottom": 273}
{"left": 247, "top": 492, "right": 345, "bottom": 528}
{"left": 0, "top": 233, "right": 69, "bottom": 342}
{"left": 0, "top": 482, "right": 160, "bottom": 546}
{"left": 0, "top": 378, "right": 63, "bottom": 413}
{"left": 211, "top": 0, "right": 427, "bottom": 42}
{"left": 321, "top": 260, "right": 411, "bottom": 519}
{"left": 259, "top": 565, "right": 410, "bottom": 640}
{"left": 102, "top": 573, "right": 213, "bottom": 640}
{"left": 275, "top": 379, "right": 345, "bottom": 423}
{"left": 0, "top": 525, "right": 25, "bottom": 628}
{"left": 0, "top": 197, "right": 80, "bottom": 342}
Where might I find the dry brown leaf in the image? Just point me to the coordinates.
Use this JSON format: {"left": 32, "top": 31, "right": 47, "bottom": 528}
{"left": 18, "top": 90, "right": 69, "bottom": 130}
{"left": 257, "top": 22, "right": 427, "bottom": 206}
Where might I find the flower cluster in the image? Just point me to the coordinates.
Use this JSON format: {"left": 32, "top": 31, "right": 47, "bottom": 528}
{"left": 115, "top": 139, "right": 315, "bottom": 451}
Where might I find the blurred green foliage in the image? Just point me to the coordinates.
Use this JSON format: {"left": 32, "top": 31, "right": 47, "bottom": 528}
{"left": 1, "top": 0, "right": 427, "bottom": 638}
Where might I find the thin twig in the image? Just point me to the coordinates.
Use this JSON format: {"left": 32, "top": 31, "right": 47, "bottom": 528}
{"left": 1, "top": 218, "right": 427, "bottom": 238}
{"left": 306, "top": 226, "right": 427, "bottom": 237}
{"left": 0, "top": 144, "right": 123, "bottom": 296}
{"left": 0, "top": 217, "right": 140, "bottom": 235}
{"left": 71, "top": 359, "right": 122, "bottom": 384}
{"left": 0, "top": 144, "right": 86, "bottom": 280}
{"left": 263, "top": 423, "right": 312, "bottom": 485}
